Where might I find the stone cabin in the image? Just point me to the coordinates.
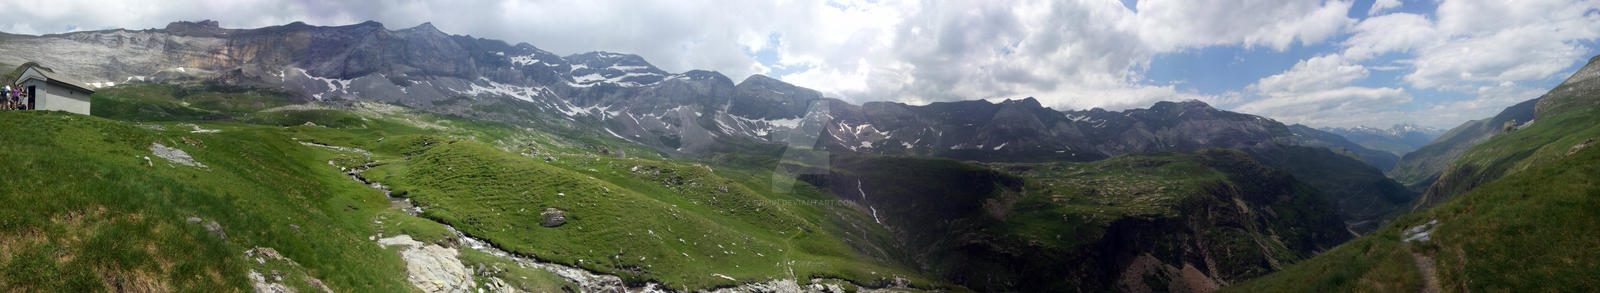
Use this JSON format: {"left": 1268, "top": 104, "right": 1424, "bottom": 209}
{"left": 14, "top": 65, "right": 94, "bottom": 115}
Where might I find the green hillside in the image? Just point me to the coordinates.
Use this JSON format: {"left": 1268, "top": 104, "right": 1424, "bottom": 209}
{"left": 0, "top": 84, "right": 940, "bottom": 291}
{"left": 0, "top": 111, "right": 415, "bottom": 291}
{"left": 369, "top": 137, "right": 931, "bottom": 289}
{"left": 1388, "top": 98, "right": 1539, "bottom": 190}
{"left": 1225, "top": 104, "right": 1600, "bottom": 292}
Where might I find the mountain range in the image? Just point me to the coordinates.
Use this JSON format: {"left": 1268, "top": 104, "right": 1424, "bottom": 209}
{"left": 1320, "top": 124, "right": 1444, "bottom": 157}
{"left": 0, "top": 20, "right": 1401, "bottom": 164}
{"left": 1, "top": 19, "right": 1594, "bottom": 293}
{"left": 0, "top": 19, "right": 1420, "bottom": 234}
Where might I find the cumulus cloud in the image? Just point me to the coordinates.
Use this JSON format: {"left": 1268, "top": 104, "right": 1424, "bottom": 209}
{"left": 1236, "top": 53, "right": 1416, "bottom": 127}
{"left": 1246, "top": 0, "right": 1600, "bottom": 128}
{"left": 1422, "top": 81, "right": 1549, "bottom": 123}
{"left": 1251, "top": 54, "right": 1370, "bottom": 94}
{"left": 1341, "top": 13, "right": 1438, "bottom": 61}
{"left": 1236, "top": 85, "right": 1412, "bottom": 127}
{"left": 1368, "top": 0, "right": 1404, "bottom": 16}
{"left": 774, "top": 0, "right": 1358, "bottom": 110}
{"left": 1379, "top": 0, "right": 1600, "bottom": 89}
{"left": 1403, "top": 23, "right": 1597, "bottom": 89}
{"left": 1134, "top": 0, "right": 1355, "bottom": 51}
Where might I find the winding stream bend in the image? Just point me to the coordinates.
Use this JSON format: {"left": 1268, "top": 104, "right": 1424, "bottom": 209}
{"left": 339, "top": 159, "right": 664, "bottom": 293}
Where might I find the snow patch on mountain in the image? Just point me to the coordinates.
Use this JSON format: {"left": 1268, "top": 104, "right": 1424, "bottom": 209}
{"left": 609, "top": 65, "right": 651, "bottom": 71}
{"left": 296, "top": 69, "right": 353, "bottom": 100}
{"left": 460, "top": 77, "right": 549, "bottom": 103}
{"left": 508, "top": 54, "right": 550, "bottom": 67}
{"left": 571, "top": 73, "right": 606, "bottom": 84}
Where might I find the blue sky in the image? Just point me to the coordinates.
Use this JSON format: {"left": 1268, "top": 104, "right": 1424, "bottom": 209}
{"left": 2, "top": 0, "right": 1597, "bottom": 129}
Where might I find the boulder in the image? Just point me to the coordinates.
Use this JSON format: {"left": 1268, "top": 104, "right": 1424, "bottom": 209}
{"left": 204, "top": 220, "right": 227, "bottom": 240}
{"left": 540, "top": 208, "right": 567, "bottom": 227}
{"left": 1569, "top": 138, "right": 1595, "bottom": 156}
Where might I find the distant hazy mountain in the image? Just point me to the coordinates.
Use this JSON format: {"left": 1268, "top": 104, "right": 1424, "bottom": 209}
{"left": 1388, "top": 99, "right": 1539, "bottom": 189}
{"left": 1286, "top": 124, "right": 1401, "bottom": 172}
{"left": 1320, "top": 124, "right": 1444, "bottom": 156}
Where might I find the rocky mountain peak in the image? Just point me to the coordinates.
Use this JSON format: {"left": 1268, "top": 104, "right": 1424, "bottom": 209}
{"left": 997, "top": 97, "right": 1043, "bottom": 109}
{"left": 678, "top": 70, "right": 732, "bottom": 83}
{"left": 409, "top": 22, "right": 439, "bottom": 32}
{"left": 728, "top": 74, "right": 823, "bottom": 119}
{"left": 737, "top": 74, "right": 781, "bottom": 85}
{"left": 1152, "top": 99, "right": 1215, "bottom": 111}
{"left": 164, "top": 20, "right": 227, "bottom": 37}
{"left": 166, "top": 19, "right": 220, "bottom": 29}
{"left": 351, "top": 20, "right": 386, "bottom": 29}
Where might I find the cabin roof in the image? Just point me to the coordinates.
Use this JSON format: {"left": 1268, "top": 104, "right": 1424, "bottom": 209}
{"left": 18, "top": 65, "right": 95, "bottom": 94}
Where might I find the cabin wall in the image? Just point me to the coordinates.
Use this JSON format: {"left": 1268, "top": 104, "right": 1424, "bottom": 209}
{"left": 20, "top": 79, "right": 91, "bottom": 115}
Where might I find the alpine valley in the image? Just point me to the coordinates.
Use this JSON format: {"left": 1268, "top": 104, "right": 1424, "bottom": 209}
{"left": 0, "top": 20, "right": 1596, "bottom": 293}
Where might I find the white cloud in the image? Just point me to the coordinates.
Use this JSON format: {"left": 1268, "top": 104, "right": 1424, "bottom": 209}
{"left": 1235, "top": 53, "right": 1417, "bottom": 127}
{"left": 1134, "top": 0, "right": 1356, "bottom": 51}
{"left": 1404, "top": 22, "right": 1597, "bottom": 89}
{"left": 1341, "top": 13, "right": 1438, "bottom": 60}
{"left": 1420, "top": 81, "right": 1548, "bottom": 124}
{"left": 1395, "top": 0, "right": 1600, "bottom": 89}
{"left": 1368, "top": 0, "right": 1403, "bottom": 15}
{"left": 1240, "top": 0, "right": 1600, "bottom": 128}
{"left": 1251, "top": 54, "right": 1370, "bottom": 94}
{"left": 1235, "top": 86, "right": 1413, "bottom": 127}
{"left": 772, "top": 0, "right": 1360, "bottom": 111}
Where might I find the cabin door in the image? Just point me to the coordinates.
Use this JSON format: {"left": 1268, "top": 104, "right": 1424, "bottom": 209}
{"left": 26, "top": 86, "right": 34, "bottom": 110}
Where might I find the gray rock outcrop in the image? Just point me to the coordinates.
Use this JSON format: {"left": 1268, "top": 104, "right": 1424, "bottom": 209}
{"left": 378, "top": 235, "right": 475, "bottom": 293}
{"left": 540, "top": 208, "right": 566, "bottom": 227}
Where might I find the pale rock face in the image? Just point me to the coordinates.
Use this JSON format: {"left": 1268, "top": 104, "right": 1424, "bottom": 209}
{"left": 378, "top": 235, "right": 476, "bottom": 293}
{"left": 249, "top": 270, "right": 295, "bottom": 293}
{"left": 151, "top": 142, "right": 207, "bottom": 169}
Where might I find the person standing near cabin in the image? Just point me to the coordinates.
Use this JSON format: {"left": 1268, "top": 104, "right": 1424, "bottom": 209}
{"left": 12, "top": 87, "right": 22, "bottom": 110}
{"left": 2, "top": 85, "right": 11, "bottom": 110}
